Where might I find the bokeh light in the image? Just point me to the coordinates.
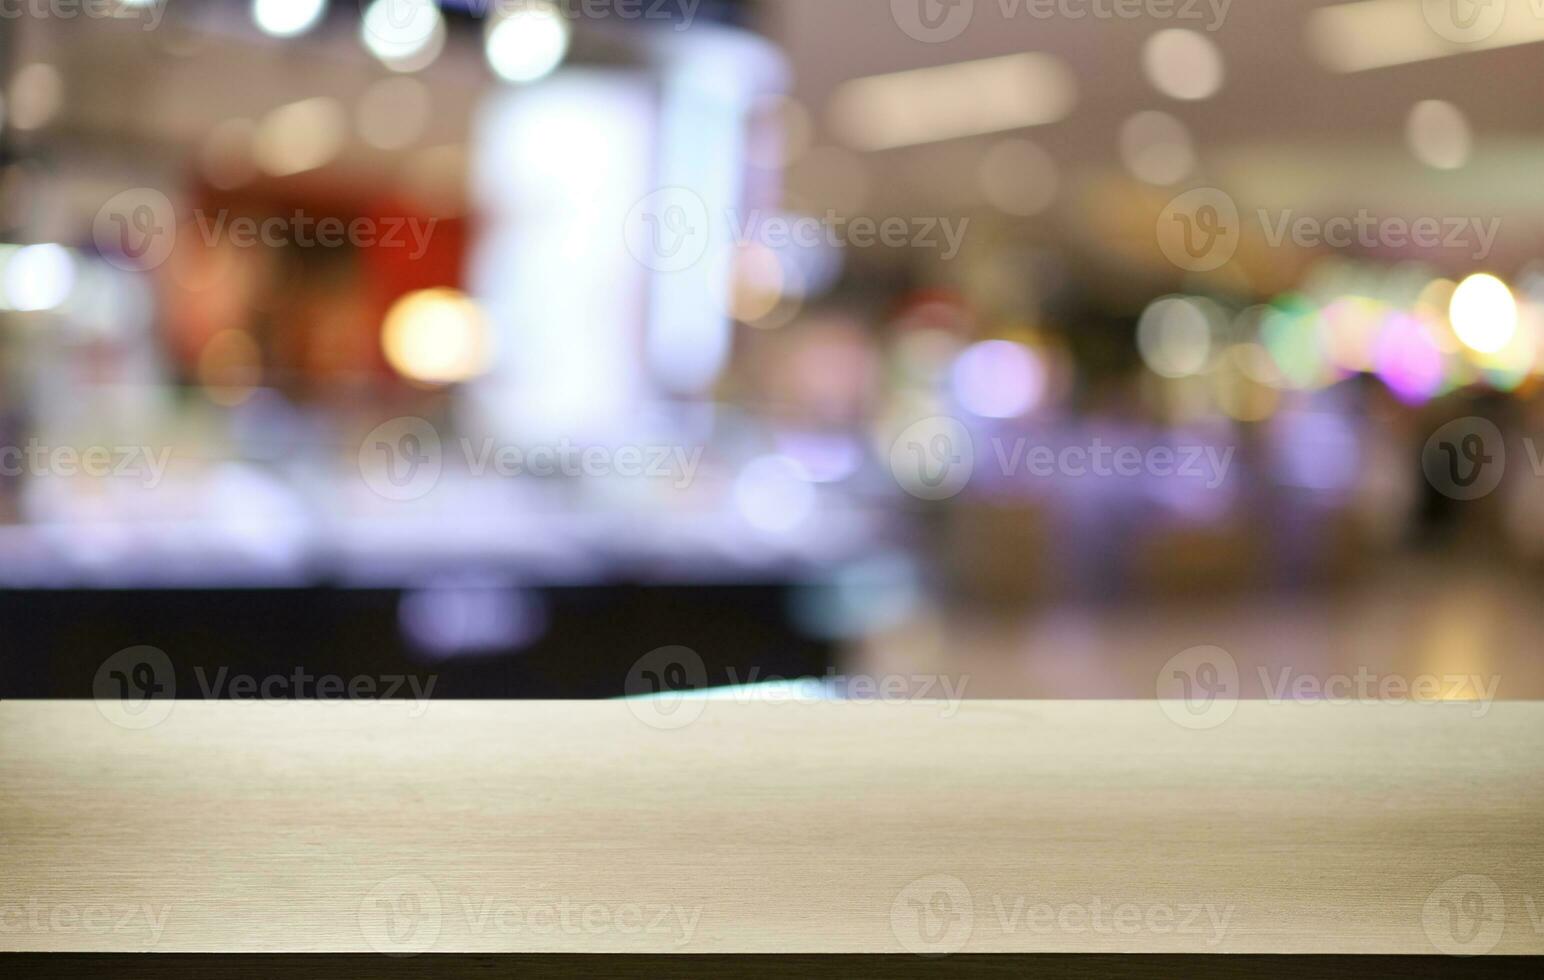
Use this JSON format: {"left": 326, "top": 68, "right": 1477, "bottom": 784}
{"left": 485, "top": 2, "right": 571, "bottom": 84}
{"left": 1450, "top": 273, "right": 1518, "bottom": 355}
{"left": 1119, "top": 111, "right": 1195, "bottom": 186}
{"left": 357, "top": 77, "right": 431, "bottom": 151}
{"left": 1406, "top": 100, "right": 1471, "bottom": 171}
{"left": 950, "top": 340, "right": 1046, "bottom": 418}
{"left": 976, "top": 139, "right": 1059, "bottom": 217}
{"left": 252, "top": 0, "right": 327, "bottom": 38}
{"left": 1142, "top": 29, "right": 1224, "bottom": 101}
{"left": 3, "top": 244, "right": 75, "bottom": 312}
{"left": 361, "top": 0, "right": 446, "bottom": 73}
{"left": 381, "top": 288, "right": 493, "bottom": 385}
{"left": 1138, "top": 296, "right": 1213, "bottom": 379}
{"left": 254, "top": 97, "right": 346, "bottom": 176}
{"left": 1373, "top": 312, "right": 1445, "bottom": 404}
{"left": 734, "top": 455, "right": 816, "bottom": 535}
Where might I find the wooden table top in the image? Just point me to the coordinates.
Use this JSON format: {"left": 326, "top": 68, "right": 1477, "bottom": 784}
{"left": 2, "top": 700, "right": 1540, "bottom": 955}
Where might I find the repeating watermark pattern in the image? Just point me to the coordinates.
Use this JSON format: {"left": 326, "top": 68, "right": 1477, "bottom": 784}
{"left": 1422, "top": 417, "right": 1506, "bottom": 501}
{"left": 1260, "top": 666, "right": 1500, "bottom": 717}
{"left": 0, "top": 899, "right": 172, "bottom": 946}
{"left": 623, "top": 188, "right": 970, "bottom": 273}
{"left": 1156, "top": 645, "right": 1239, "bottom": 730}
{"left": 1421, "top": 0, "right": 1516, "bottom": 45}
{"left": 989, "top": 894, "right": 1233, "bottom": 946}
{"left": 462, "top": 0, "right": 701, "bottom": 28}
{"left": 192, "top": 666, "right": 437, "bottom": 715}
{"left": 891, "top": 0, "right": 1232, "bottom": 43}
{"left": 93, "top": 645, "right": 177, "bottom": 730}
{"left": 1419, "top": 418, "right": 1544, "bottom": 500}
{"left": 1256, "top": 210, "right": 1500, "bottom": 262}
{"left": 1157, "top": 646, "right": 1502, "bottom": 730}
{"left": 93, "top": 189, "right": 438, "bottom": 270}
{"left": 1157, "top": 188, "right": 1241, "bottom": 273}
{"left": 624, "top": 645, "right": 710, "bottom": 730}
{"left": 1158, "top": 188, "right": 1502, "bottom": 272}
{"left": 92, "top": 646, "right": 438, "bottom": 729}
{"left": 0, "top": 0, "right": 165, "bottom": 29}
{"left": 1422, "top": 875, "right": 1507, "bottom": 955}
{"left": 891, "top": 875, "right": 975, "bottom": 955}
{"left": 358, "top": 417, "right": 704, "bottom": 502}
{"left": 0, "top": 440, "right": 171, "bottom": 488}
{"left": 889, "top": 876, "right": 1233, "bottom": 955}
{"left": 623, "top": 646, "right": 970, "bottom": 730}
{"left": 889, "top": 417, "right": 976, "bottom": 502}
{"left": 888, "top": 417, "right": 1235, "bottom": 501}
{"left": 93, "top": 188, "right": 177, "bottom": 272}
{"left": 359, "top": 875, "right": 701, "bottom": 956}
{"left": 360, "top": 875, "right": 443, "bottom": 957}
{"left": 989, "top": 437, "right": 1233, "bottom": 489}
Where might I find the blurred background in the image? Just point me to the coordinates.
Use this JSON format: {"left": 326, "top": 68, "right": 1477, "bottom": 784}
{"left": 2, "top": 0, "right": 1543, "bottom": 700}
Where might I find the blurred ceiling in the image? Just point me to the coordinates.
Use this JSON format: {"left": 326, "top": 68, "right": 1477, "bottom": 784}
{"left": 764, "top": 0, "right": 1544, "bottom": 224}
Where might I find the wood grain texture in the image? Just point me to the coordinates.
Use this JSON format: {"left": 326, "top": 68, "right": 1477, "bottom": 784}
{"left": 1, "top": 701, "right": 1541, "bottom": 954}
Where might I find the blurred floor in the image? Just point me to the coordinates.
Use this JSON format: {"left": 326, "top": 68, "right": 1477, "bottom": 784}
{"left": 854, "top": 558, "right": 1540, "bottom": 699}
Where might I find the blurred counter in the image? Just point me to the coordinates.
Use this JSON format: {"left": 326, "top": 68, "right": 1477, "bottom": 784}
{"left": 2, "top": 700, "right": 1539, "bottom": 954}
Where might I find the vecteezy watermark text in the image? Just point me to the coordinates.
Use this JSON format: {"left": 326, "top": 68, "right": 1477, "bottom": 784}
{"left": 466, "top": 0, "right": 701, "bottom": 29}
{"left": 891, "top": 0, "right": 1232, "bottom": 43}
{"left": 624, "top": 188, "right": 970, "bottom": 273}
{"left": 93, "top": 189, "right": 438, "bottom": 271}
{"left": 189, "top": 211, "right": 438, "bottom": 261}
{"left": 0, "top": 900, "right": 172, "bottom": 945}
{"left": 1157, "top": 188, "right": 1502, "bottom": 272}
{"left": 359, "top": 418, "right": 704, "bottom": 502}
{"left": 889, "top": 875, "right": 1234, "bottom": 955}
{"left": 92, "top": 645, "right": 440, "bottom": 730}
{"left": 623, "top": 646, "right": 971, "bottom": 730}
{"left": 0, "top": 0, "right": 165, "bottom": 30}
{"left": 358, "top": 874, "right": 702, "bottom": 956}
{"left": 0, "top": 440, "right": 171, "bottom": 488}
{"left": 887, "top": 417, "right": 1235, "bottom": 501}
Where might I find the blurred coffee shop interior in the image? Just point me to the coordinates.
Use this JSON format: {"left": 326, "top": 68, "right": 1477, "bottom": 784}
{"left": 2, "top": 0, "right": 1543, "bottom": 698}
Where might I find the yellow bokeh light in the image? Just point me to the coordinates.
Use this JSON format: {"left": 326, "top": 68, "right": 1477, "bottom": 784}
{"left": 1450, "top": 273, "right": 1518, "bottom": 355}
{"left": 381, "top": 288, "right": 492, "bottom": 384}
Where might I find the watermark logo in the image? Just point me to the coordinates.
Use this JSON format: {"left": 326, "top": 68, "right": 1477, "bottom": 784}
{"left": 93, "top": 645, "right": 176, "bottom": 730}
{"left": 624, "top": 645, "right": 709, "bottom": 730}
{"left": 360, "top": 875, "right": 443, "bottom": 956}
{"left": 360, "top": 417, "right": 444, "bottom": 502}
{"left": 890, "top": 417, "right": 975, "bottom": 501}
{"left": 1423, "top": 417, "right": 1505, "bottom": 501}
{"left": 1156, "top": 645, "right": 1238, "bottom": 730}
{"left": 624, "top": 187, "right": 712, "bottom": 273}
{"left": 891, "top": 0, "right": 975, "bottom": 42}
{"left": 93, "top": 188, "right": 176, "bottom": 272}
{"left": 891, "top": 875, "right": 974, "bottom": 955}
{"left": 1157, "top": 187, "right": 1239, "bottom": 273}
{"left": 1423, "top": 874, "right": 1505, "bottom": 955}
{"left": 1422, "top": 0, "right": 1508, "bottom": 44}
